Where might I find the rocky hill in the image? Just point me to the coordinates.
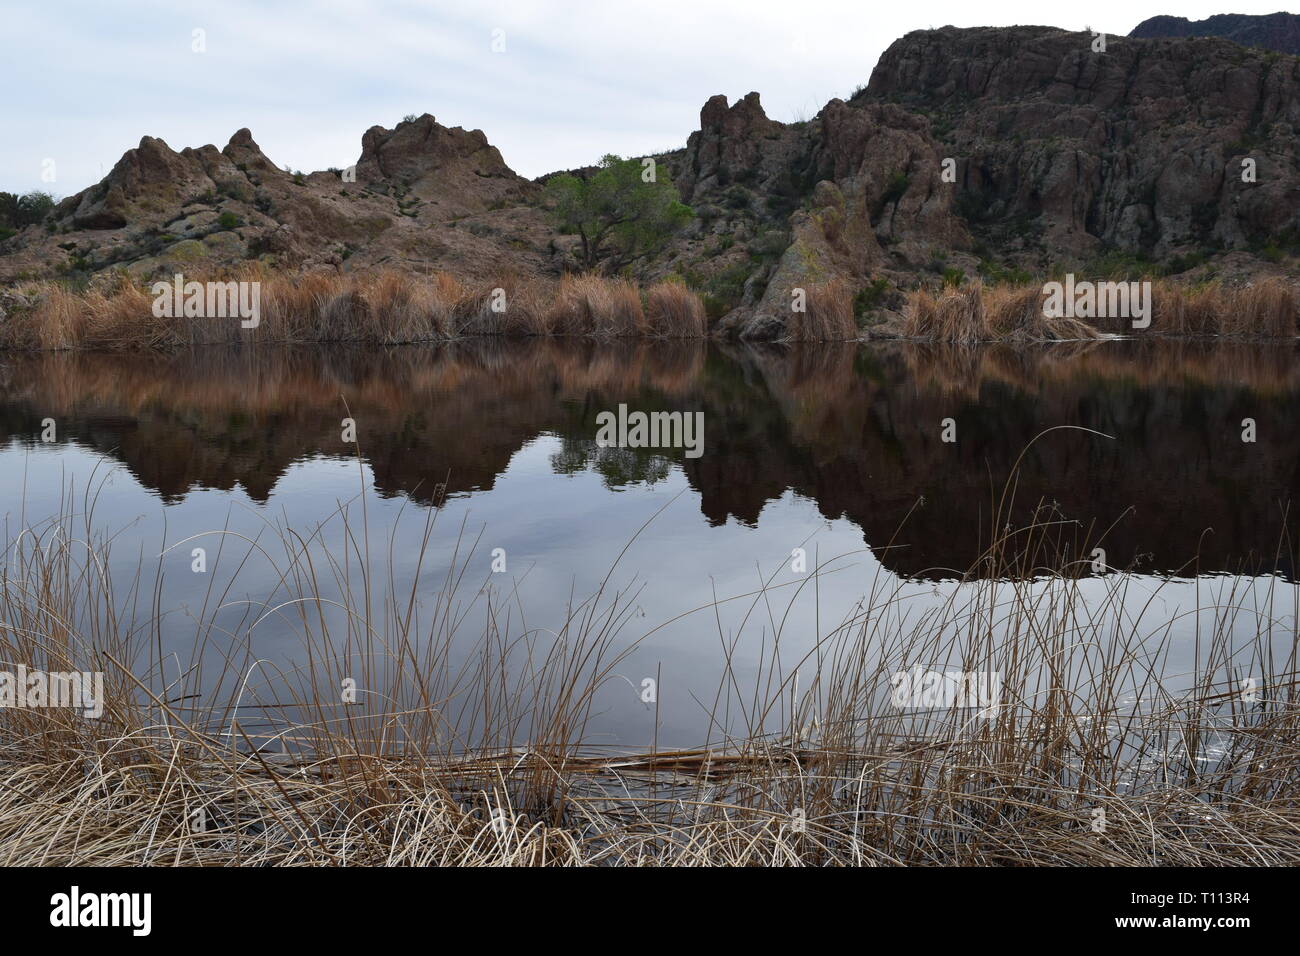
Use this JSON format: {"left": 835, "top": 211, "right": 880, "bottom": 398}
{"left": 2, "top": 25, "right": 1298, "bottom": 340}
{"left": 1131, "top": 12, "right": 1300, "bottom": 54}
{"left": 0, "top": 115, "right": 559, "bottom": 286}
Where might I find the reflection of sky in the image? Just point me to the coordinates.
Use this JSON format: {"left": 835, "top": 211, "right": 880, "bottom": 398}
{"left": 2, "top": 436, "right": 1293, "bottom": 749}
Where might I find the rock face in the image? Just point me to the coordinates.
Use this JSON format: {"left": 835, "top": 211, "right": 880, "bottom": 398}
{"left": 1131, "top": 13, "right": 1300, "bottom": 55}
{"left": 355, "top": 114, "right": 533, "bottom": 216}
{"left": 864, "top": 26, "right": 1300, "bottom": 263}
{"left": 659, "top": 92, "right": 966, "bottom": 338}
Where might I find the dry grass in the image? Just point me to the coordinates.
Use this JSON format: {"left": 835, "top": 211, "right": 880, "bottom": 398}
{"left": 905, "top": 282, "right": 1103, "bottom": 342}
{"left": 0, "top": 271, "right": 711, "bottom": 350}
{"left": 905, "top": 277, "right": 1300, "bottom": 341}
{"left": 1137, "top": 277, "right": 1299, "bottom": 338}
{"left": 545, "top": 274, "right": 648, "bottom": 337}
{"left": 644, "top": 280, "right": 707, "bottom": 338}
{"left": 2, "top": 454, "right": 1298, "bottom": 866}
{"left": 6, "top": 270, "right": 1297, "bottom": 351}
{"left": 453, "top": 275, "right": 558, "bottom": 336}
{"left": 789, "top": 279, "right": 856, "bottom": 341}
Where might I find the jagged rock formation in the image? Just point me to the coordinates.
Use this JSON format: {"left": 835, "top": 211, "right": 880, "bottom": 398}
{"left": 355, "top": 114, "right": 533, "bottom": 214}
{"left": 1131, "top": 12, "right": 1300, "bottom": 55}
{"left": 0, "top": 116, "right": 553, "bottom": 284}
{"left": 654, "top": 92, "right": 967, "bottom": 338}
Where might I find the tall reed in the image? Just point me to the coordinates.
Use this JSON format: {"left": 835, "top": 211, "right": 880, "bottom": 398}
{"left": 788, "top": 278, "right": 856, "bottom": 341}
{"left": 1, "top": 457, "right": 1297, "bottom": 866}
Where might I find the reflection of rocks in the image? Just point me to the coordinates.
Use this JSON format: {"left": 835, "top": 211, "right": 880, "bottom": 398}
{"left": 691, "top": 341, "right": 1300, "bottom": 577}
{"left": 1, "top": 341, "right": 1297, "bottom": 579}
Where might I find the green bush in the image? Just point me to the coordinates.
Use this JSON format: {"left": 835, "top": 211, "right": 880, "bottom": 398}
{"left": 0, "top": 190, "right": 56, "bottom": 229}
{"left": 854, "top": 278, "right": 891, "bottom": 327}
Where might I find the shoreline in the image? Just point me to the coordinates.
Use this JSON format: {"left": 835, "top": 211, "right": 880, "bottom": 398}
{"left": 1, "top": 270, "right": 1298, "bottom": 351}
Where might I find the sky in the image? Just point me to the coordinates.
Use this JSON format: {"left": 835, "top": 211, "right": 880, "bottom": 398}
{"left": 4, "top": 0, "right": 1298, "bottom": 196}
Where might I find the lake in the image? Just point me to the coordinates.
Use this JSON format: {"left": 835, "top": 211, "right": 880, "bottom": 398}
{"left": 2, "top": 338, "right": 1297, "bottom": 750}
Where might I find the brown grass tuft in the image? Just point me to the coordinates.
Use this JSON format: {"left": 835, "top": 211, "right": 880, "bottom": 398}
{"left": 644, "top": 280, "right": 707, "bottom": 338}
{"left": 546, "top": 274, "right": 646, "bottom": 337}
{"left": 789, "top": 279, "right": 856, "bottom": 341}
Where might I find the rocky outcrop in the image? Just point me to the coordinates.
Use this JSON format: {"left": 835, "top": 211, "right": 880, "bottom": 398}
{"left": 662, "top": 92, "right": 966, "bottom": 338}
{"left": 1, "top": 119, "right": 553, "bottom": 284}
{"left": 1131, "top": 13, "right": 1300, "bottom": 55}
{"left": 863, "top": 26, "right": 1300, "bottom": 263}
{"left": 355, "top": 113, "right": 535, "bottom": 216}
{"left": 61, "top": 136, "right": 216, "bottom": 230}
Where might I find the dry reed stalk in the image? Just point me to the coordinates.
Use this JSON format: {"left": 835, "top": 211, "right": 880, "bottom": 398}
{"left": 906, "top": 283, "right": 1104, "bottom": 342}
{"left": 644, "top": 280, "right": 706, "bottom": 338}
{"left": 545, "top": 274, "right": 646, "bottom": 336}
{"left": 789, "top": 279, "right": 856, "bottom": 341}
{"left": 1, "top": 457, "right": 1297, "bottom": 867}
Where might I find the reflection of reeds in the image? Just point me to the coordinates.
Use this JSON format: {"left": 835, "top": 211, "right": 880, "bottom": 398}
{"left": 2, "top": 340, "right": 713, "bottom": 441}
{"left": 3, "top": 469, "right": 1298, "bottom": 866}
{"left": 887, "top": 337, "right": 1300, "bottom": 398}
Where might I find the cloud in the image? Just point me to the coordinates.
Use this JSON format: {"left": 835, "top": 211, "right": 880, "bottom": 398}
{"left": 3, "top": 0, "right": 1293, "bottom": 195}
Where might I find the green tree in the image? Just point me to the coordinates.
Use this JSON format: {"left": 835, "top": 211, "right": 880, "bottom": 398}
{"left": 0, "top": 190, "right": 56, "bottom": 229}
{"left": 544, "top": 154, "right": 692, "bottom": 271}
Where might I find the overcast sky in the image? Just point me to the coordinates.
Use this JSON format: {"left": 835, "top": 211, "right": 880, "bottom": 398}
{"left": 5, "top": 0, "right": 1297, "bottom": 196}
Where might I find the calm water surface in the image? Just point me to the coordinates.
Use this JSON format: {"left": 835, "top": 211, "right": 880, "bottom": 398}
{"left": 2, "top": 339, "right": 1297, "bottom": 747}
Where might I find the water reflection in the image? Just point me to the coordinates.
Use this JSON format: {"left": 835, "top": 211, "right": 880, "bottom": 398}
{"left": 1, "top": 337, "right": 1297, "bottom": 579}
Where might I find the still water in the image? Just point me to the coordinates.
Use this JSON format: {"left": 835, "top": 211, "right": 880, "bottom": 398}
{"left": 1, "top": 339, "right": 1296, "bottom": 747}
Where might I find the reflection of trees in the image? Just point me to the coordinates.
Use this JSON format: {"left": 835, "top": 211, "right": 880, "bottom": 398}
{"left": 550, "top": 436, "right": 673, "bottom": 489}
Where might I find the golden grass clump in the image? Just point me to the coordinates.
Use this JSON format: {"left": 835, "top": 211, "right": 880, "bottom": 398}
{"left": 1097, "top": 277, "right": 1296, "bottom": 338}
{"left": 359, "top": 270, "right": 446, "bottom": 343}
{"left": 643, "top": 280, "right": 707, "bottom": 338}
{"left": 453, "top": 276, "right": 553, "bottom": 336}
{"left": 27, "top": 283, "right": 89, "bottom": 350}
{"left": 906, "top": 282, "right": 1103, "bottom": 342}
{"left": 497, "top": 276, "right": 554, "bottom": 337}
{"left": 258, "top": 270, "right": 337, "bottom": 341}
{"left": 788, "top": 278, "right": 856, "bottom": 341}
{"left": 546, "top": 274, "right": 646, "bottom": 336}
{"left": 1227, "top": 277, "right": 1297, "bottom": 338}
